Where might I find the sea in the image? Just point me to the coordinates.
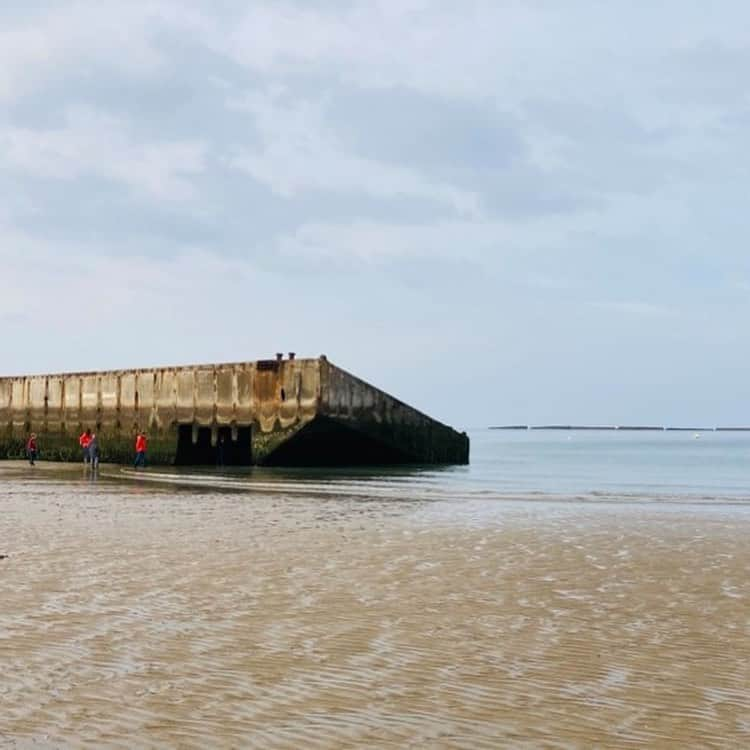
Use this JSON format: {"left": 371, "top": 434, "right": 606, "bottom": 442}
{"left": 468, "top": 428, "right": 750, "bottom": 498}
{"left": 108, "top": 427, "right": 750, "bottom": 503}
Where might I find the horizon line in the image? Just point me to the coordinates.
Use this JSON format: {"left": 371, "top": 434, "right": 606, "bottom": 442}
{"left": 489, "top": 425, "right": 750, "bottom": 432}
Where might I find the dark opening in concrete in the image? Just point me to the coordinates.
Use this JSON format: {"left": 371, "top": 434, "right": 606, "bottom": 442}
{"left": 175, "top": 425, "right": 252, "bottom": 466}
{"left": 218, "top": 426, "right": 252, "bottom": 467}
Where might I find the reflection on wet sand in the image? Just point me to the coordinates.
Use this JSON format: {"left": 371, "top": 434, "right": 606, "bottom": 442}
{"left": 1, "top": 463, "right": 749, "bottom": 748}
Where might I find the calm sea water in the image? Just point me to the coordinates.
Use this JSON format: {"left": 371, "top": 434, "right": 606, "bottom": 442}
{"left": 466, "top": 428, "right": 750, "bottom": 498}
{"left": 98, "top": 428, "right": 750, "bottom": 502}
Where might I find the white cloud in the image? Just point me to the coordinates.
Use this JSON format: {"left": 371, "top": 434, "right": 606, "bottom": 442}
{"left": 276, "top": 220, "right": 484, "bottom": 263}
{"left": 270, "top": 199, "right": 647, "bottom": 265}
{"left": 1, "top": 108, "right": 206, "bottom": 200}
{"left": 0, "top": 2, "right": 166, "bottom": 101}
{"left": 219, "top": 2, "right": 536, "bottom": 98}
{"left": 227, "top": 90, "right": 481, "bottom": 216}
{"left": 215, "top": 1, "right": 750, "bottom": 190}
{"left": 589, "top": 301, "right": 676, "bottom": 318}
{"left": 218, "top": 3, "right": 750, "bottom": 106}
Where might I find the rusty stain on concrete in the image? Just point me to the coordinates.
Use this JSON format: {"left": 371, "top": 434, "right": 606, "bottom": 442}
{"left": 0, "top": 356, "right": 469, "bottom": 466}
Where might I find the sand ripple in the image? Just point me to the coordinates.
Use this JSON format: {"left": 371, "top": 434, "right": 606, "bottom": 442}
{"left": 1, "top": 467, "right": 749, "bottom": 748}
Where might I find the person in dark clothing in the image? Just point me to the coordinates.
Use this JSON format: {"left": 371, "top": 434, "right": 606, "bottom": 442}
{"left": 89, "top": 433, "right": 100, "bottom": 469}
{"left": 26, "top": 434, "right": 38, "bottom": 465}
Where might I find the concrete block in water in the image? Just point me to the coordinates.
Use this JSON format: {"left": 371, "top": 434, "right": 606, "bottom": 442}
{"left": 0, "top": 357, "right": 469, "bottom": 466}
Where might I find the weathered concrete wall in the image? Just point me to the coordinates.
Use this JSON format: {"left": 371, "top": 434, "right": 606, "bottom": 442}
{"left": 0, "top": 356, "right": 469, "bottom": 465}
{"left": 0, "top": 358, "right": 321, "bottom": 464}
{"left": 319, "top": 359, "right": 469, "bottom": 464}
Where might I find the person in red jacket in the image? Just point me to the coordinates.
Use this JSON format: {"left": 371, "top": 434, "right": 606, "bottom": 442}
{"left": 79, "top": 428, "right": 93, "bottom": 464}
{"left": 134, "top": 432, "right": 147, "bottom": 468}
{"left": 26, "top": 433, "right": 38, "bottom": 466}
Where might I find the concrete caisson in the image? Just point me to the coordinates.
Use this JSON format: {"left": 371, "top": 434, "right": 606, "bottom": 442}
{"left": 0, "top": 356, "right": 469, "bottom": 466}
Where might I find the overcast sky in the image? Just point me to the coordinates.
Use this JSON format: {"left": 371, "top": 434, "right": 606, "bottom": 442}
{"left": 1, "top": 1, "right": 748, "bottom": 428}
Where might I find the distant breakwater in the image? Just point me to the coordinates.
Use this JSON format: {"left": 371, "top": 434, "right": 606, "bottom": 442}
{"left": 490, "top": 425, "right": 750, "bottom": 432}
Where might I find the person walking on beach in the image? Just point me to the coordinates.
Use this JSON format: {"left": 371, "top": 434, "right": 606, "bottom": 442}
{"left": 134, "top": 431, "right": 147, "bottom": 468}
{"left": 26, "top": 433, "right": 38, "bottom": 466}
{"left": 88, "top": 433, "right": 100, "bottom": 470}
{"left": 79, "top": 428, "right": 93, "bottom": 464}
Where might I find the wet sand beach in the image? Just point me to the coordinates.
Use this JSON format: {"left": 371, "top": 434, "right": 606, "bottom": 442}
{"left": 1, "top": 462, "right": 749, "bottom": 748}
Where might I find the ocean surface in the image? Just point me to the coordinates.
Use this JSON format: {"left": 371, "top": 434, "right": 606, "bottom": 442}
{"left": 469, "top": 428, "right": 750, "bottom": 498}
{"left": 90, "top": 427, "right": 750, "bottom": 503}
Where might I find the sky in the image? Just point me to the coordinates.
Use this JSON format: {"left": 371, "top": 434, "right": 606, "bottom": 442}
{"left": 1, "top": 1, "right": 749, "bottom": 429}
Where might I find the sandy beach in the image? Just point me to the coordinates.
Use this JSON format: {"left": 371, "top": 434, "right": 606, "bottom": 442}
{"left": 1, "top": 462, "right": 749, "bottom": 748}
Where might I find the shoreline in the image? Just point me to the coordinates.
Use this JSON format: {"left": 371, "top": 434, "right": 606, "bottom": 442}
{"left": 2, "top": 460, "right": 749, "bottom": 506}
